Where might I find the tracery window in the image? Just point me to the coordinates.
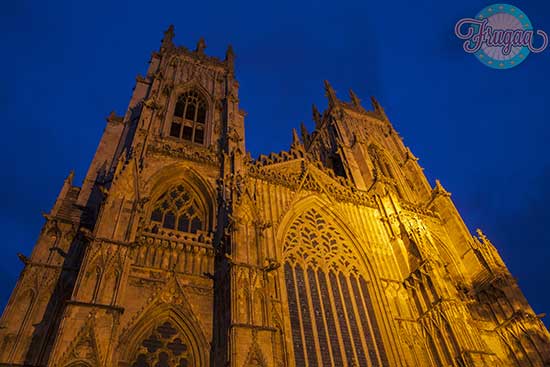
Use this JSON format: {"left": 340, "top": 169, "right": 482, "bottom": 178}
{"left": 130, "top": 321, "right": 192, "bottom": 367}
{"left": 170, "top": 90, "right": 207, "bottom": 144}
{"left": 150, "top": 184, "right": 205, "bottom": 234}
{"left": 283, "top": 209, "right": 388, "bottom": 367}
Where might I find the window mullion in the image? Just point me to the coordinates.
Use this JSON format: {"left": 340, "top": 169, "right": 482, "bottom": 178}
{"left": 351, "top": 276, "right": 379, "bottom": 365}
{"left": 344, "top": 275, "right": 372, "bottom": 367}
{"left": 183, "top": 100, "right": 189, "bottom": 122}
{"left": 333, "top": 271, "right": 360, "bottom": 365}
{"left": 294, "top": 264, "right": 318, "bottom": 367}
{"left": 358, "top": 277, "right": 388, "bottom": 365}
{"left": 312, "top": 269, "right": 336, "bottom": 366}
{"left": 285, "top": 262, "right": 307, "bottom": 365}
{"left": 303, "top": 266, "right": 324, "bottom": 366}
{"left": 323, "top": 270, "right": 349, "bottom": 365}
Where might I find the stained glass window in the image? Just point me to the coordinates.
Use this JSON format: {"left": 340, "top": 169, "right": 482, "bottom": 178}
{"left": 283, "top": 209, "right": 387, "bottom": 366}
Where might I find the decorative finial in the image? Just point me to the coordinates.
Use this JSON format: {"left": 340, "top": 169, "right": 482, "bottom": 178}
{"left": 196, "top": 37, "right": 207, "bottom": 53}
{"left": 17, "top": 253, "right": 29, "bottom": 265}
{"left": 476, "top": 229, "right": 495, "bottom": 248}
{"left": 161, "top": 25, "right": 175, "bottom": 50}
{"left": 370, "top": 96, "right": 381, "bottom": 110}
{"left": 349, "top": 89, "right": 365, "bottom": 111}
{"left": 434, "top": 179, "right": 451, "bottom": 197}
{"left": 405, "top": 146, "right": 419, "bottom": 162}
{"left": 300, "top": 122, "right": 309, "bottom": 144}
{"left": 106, "top": 110, "right": 123, "bottom": 124}
{"left": 476, "top": 229, "right": 487, "bottom": 241}
{"left": 324, "top": 80, "right": 339, "bottom": 107}
{"left": 312, "top": 104, "right": 321, "bottom": 126}
{"left": 66, "top": 170, "right": 75, "bottom": 185}
{"left": 225, "top": 44, "right": 235, "bottom": 71}
{"left": 225, "top": 44, "right": 234, "bottom": 61}
{"left": 292, "top": 128, "right": 300, "bottom": 145}
{"left": 371, "top": 96, "right": 388, "bottom": 120}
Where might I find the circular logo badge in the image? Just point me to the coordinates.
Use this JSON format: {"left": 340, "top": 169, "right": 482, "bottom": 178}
{"left": 456, "top": 4, "right": 548, "bottom": 69}
{"left": 473, "top": 4, "right": 532, "bottom": 69}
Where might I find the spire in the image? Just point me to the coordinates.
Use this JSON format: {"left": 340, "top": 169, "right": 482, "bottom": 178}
{"left": 312, "top": 104, "right": 321, "bottom": 127}
{"left": 405, "top": 146, "right": 419, "bottom": 162}
{"left": 225, "top": 44, "right": 235, "bottom": 72}
{"left": 324, "top": 80, "right": 339, "bottom": 107}
{"left": 370, "top": 96, "right": 388, "bottom": 120}
{"left": 292, "top": 128, "right": 300, "bottom": 145}
{"left": 434, "top": 179, "right": 451, "bottom": 197}
{"left": 476, "top": 229, "right": 489, "bottom": 244}
{"left": 196, "top": 37, "right": 207, "bottom": 54}
{"left": 349, "top": 89, "right": 365, "bottom": 111}
{"left": 475, "top": 229, "right": 507, "bottom": 270}
{"left": 66, "top": 170, "right": 75, "bottom": 185}
{"left": 51, "top": 169, "right": 76, "bottom": 216}
{"left": 290, "top": 128, "right": 306, "bottom": 154}
{"left": 107, "top": 110, "right": 116, "bottom": 122}
{"left": 370, "top": 95, "right": 382, "bottom": 112}
{"left": 161, "top": 24, "right": 175, "bottom": 51}
{"left": 106, "top": 110, "right": 123, "bottom": 125}
{"left": 300, "top": 122, "right": 309, "bottom": 144}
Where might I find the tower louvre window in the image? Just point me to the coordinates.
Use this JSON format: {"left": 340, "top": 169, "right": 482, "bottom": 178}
{"left": 149, "top": 184, "right": 205, "bottom": 234}
{"left": 170, "top": 90, "right": 207, "bottom": 144}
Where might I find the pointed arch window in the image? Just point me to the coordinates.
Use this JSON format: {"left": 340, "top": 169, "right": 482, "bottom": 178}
{"left": 283, "top": 209, "right": 388, "bottom": 367}
{"left": 170, "top": 90, "right": 207, "bottom": 144}
{"left": 149, "top": 184, "right": 205, "bottom": 234}
{"left": 130, "top": 321, "right": 193, "bottom": 367}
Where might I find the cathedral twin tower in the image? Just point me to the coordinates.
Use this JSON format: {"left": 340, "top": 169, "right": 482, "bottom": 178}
{"left": 1, "top": 26, "right": 549, "bottom": 367}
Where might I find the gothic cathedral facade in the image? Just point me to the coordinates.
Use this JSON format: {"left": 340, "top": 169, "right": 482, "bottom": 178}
{"left": 1, "top": 26, "right": 549, "bottom": 367}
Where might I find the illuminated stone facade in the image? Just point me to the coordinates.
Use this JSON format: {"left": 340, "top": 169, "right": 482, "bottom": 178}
{"left": 1, "top": 26, "right": 549, "bottom": 366}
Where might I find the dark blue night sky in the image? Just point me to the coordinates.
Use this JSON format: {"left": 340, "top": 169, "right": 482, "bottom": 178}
{"left": 2, "top": 0, "right": 550, "bottom": 325}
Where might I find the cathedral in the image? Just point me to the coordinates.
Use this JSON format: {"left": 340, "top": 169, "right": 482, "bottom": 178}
{"left": 1, "top": 25, "right": 550, "bottom": 367}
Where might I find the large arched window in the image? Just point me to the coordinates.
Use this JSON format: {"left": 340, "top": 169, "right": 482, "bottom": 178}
{"left": 170, "top": 90, "right": 207, "bottom": 144}
{"left": 149, "top": 184, "right": 205, "bottom": 234}
{"left": 283, "top": 209, "right": 388, "bottom": 367}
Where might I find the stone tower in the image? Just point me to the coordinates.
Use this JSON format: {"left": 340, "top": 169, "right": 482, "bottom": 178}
{"left": 1, "top": 26, "right": 549, "bottom": 367}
